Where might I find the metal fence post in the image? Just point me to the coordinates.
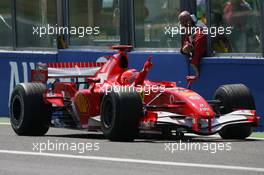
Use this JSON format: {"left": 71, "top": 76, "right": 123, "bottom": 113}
{"left": 205, "top": 0, "right": 212, "bottom": 56}
{"left": 260, "top": 0, "right": 264, "bottom": 57}
{"left": 11, "top": 0, "right": 17, "bottom": 50}
{"left": 120, "top": 0, "right": 134, "bottom": 46}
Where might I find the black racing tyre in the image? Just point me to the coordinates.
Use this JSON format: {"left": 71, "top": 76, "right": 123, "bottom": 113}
{"left": 219, "top": 124, "right": 252, "bottom": 139}
{"left": 100, "top": 87, "right": 143, "bottom": 141}
{"left": 214, "top": 84, "right": 255, "bottom": 139}
{"left": 10, "top": 83, "right": 52, "bottom": 136}
{"left": 214, "top": 84, "right": 255, "bottom": 114}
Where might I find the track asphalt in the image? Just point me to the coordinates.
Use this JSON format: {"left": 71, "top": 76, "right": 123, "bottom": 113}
{"left": 0, "top": 123, "right": 263, "bottom": 175}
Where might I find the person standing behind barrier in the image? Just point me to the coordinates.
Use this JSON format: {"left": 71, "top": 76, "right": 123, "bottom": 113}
{"left": 178, "top": 11, "right": 207, "bottom": 77}
{"left": 223, "top": 0, "right": 254, "bottom": 53}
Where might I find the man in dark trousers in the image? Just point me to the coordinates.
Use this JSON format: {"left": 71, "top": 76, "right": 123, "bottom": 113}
{"left": 179, "top": 11, "right": 207, "bottom": 77}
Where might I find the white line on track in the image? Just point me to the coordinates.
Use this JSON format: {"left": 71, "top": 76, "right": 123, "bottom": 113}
{"left": 0, "top": 149, "right": 264, "bottom": 172}
{"left": 0, "top": 123, "right": 10, "bottom": 125}
{"left": 250, "top": 137, "right": 264, "bottom": 140}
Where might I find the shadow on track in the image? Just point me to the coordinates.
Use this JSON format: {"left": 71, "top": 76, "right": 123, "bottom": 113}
{"left": 45, "top": 132, "right": 262, "bottom": 143}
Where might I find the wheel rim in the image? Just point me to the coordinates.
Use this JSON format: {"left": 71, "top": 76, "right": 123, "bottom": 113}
{"left": 215, "top": 97, "right": 226, "bottom": 114}
{"left": 12, "top": 95, "right": 22, "bottom": 122}
{"left": 102, "top": 99, "right": 113, "bottom": 128}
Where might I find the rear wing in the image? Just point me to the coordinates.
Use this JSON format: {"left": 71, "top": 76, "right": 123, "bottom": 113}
{"left": 31, "top": 62, "right": 105, "bottom": 83}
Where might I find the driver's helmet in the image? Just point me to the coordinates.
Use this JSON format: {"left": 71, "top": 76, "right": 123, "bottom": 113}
{"left": 120, "top": 69, "right": 139, "bottom": 85}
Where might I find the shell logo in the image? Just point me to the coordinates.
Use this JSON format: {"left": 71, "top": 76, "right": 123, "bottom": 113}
{"left": 75, "top": 93, "right": 89, "bottom": 113}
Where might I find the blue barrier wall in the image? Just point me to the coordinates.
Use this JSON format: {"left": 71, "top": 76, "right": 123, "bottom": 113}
{"left": 0, "top": 50, "right": 263, "bottom": 131}
{"left": 0, "top": 51, "right": 57, "bottom": 116}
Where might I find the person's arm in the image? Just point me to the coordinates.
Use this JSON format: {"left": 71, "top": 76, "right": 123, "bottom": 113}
{"left": 134, "top": 57, "right": 153, "bottom": 86}
{"left": 181, "top": 34, "right": 193, "bottom": 56}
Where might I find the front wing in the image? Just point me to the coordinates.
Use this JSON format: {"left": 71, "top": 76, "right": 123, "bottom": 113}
{"left": 155, "top": 110, "right": 260, "bottom": 135}
{"left": 81, "top": 110, "right": 259, "bottom": 136}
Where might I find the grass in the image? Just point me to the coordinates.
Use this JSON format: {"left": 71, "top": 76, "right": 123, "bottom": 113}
{"left": 251, "top": 132, "right": 264, "bottom": 138}
{"left": 0, "top": 117, "right": 10, "bottom": 123}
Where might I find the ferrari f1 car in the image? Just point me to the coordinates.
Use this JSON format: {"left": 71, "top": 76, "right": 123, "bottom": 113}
{"left": 10, "top": 45, "right": 260, "bottom": 141}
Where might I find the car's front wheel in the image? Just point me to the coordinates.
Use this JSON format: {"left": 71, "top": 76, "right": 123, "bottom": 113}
{"left": 214, "top": 84, "right": 255, "bottom": 139}
{"left": 100, "top": 87, "right": 142, "bottom": 141}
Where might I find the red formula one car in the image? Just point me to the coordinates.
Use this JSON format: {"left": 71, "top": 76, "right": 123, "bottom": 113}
{"left": 10, "top": 45, "right": 260, "bottom": 141}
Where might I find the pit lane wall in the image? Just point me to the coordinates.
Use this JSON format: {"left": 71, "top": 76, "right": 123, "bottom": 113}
{"left": 0, "top": 50, "right": 263, "bottom": 131}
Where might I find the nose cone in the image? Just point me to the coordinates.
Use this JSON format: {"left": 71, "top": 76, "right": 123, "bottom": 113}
{"left": 190, "top": 101, "right": 215, "bottom": 118}
{"left": 199, "top": 106, "right": 215, "bottom": 118}
{"left": 178, "top": 90, "right": 215, "bottom": 118}
{"left": 169, "top": 88, "right": 216, "bottom": 118}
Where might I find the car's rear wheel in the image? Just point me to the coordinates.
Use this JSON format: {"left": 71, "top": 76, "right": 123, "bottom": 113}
{"left": 214, "top": 84, "right": 255, "bottom": 139}
{"left": 100, "top": 87, "right": 142, "bottom": 141}
{"left": 10, "top": 83, "right": 52, "bottom": 136}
